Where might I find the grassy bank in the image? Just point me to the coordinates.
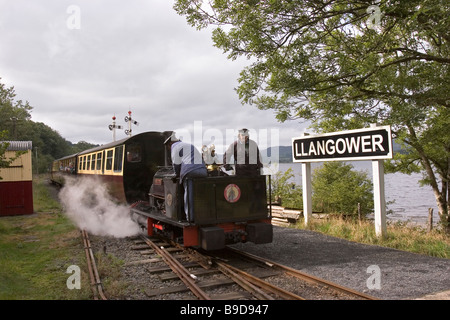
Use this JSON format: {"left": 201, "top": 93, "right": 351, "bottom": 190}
{"left": 295, "top": 218, "right": 450, "bottom": 259}
{"left": 0, "top": 176, "right": 91, "bottom": 299}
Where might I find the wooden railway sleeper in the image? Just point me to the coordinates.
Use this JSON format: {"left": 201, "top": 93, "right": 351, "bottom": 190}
{"left": 215, "top": 261, "right": 275, "bottom": 300}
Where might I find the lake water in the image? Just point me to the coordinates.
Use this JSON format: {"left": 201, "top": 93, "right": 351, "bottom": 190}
{"left": 265, "top": 162, "right": 440, "bottom": 226}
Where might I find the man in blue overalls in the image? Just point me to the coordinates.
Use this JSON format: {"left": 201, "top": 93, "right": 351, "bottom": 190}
{"left": 164, "top": 134, "right": 207, "bottom": 222}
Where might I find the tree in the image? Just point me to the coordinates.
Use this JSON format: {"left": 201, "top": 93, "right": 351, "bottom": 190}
{"left": 174, "top": 0, "right": 450, "bottom": 230}
{"left": 0, "top": 79, "right": 32, "bottom": 139}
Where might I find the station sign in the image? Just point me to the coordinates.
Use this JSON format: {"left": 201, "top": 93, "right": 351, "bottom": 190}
{"left": 292, "top": 126, "right": 392, "bottom": 162}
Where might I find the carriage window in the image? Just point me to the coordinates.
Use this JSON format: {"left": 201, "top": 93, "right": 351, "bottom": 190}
{"left": 86, "top": 155, "right": 91, "bottom": 170}
{"left": 96, "top": 152, "right": 102, "bottom": 170}
{"left": 82, "top": 156, "right": 86, "bottom": 170}
{"left": 127, "top": 144, "right": 142, "bottom": 162}
{"left": 114, "top": 145, "right": 124, "bottom": 172}
{"left": 106, "top": 150, "right": 113, "bottom": 170}
{"left": 91, "top": 154, "right": 96, "bottom": 170}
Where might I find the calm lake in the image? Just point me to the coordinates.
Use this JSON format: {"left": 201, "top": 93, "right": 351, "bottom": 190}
{"left": 265, "top": 162, "right": 440, "bottom": 226}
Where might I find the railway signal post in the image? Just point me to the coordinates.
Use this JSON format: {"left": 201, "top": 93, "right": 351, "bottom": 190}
{"left": 108, "top": 115, "right": 123, "bottom": 141}
{"left": 125, "top": 110, "right": 139, "bottom": 136}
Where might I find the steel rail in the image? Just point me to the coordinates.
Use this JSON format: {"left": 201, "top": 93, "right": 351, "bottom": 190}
{"left": 215, "top": 261, "right": 275, "bottom": 300}
{"left": 141, "top": 236, "right": 211, "bottom": 300}
{"left": 81, "top": 230, "right": 97, "bottom": 299}
{"left": 81, "top": 230, "right": 107, "bottom": 300}
{"left": 215, "top": 260, "right": 305, "bottom": 300}
{"left": 227, "top": 247, "right": 378, "bottom": 300}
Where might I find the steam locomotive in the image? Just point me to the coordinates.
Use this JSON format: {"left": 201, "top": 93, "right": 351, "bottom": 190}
{"left": 51, "top": 131, "right": 273, "bottom": 250}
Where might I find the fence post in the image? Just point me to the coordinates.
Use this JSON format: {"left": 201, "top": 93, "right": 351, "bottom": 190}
{"left": 358, "top": 202, "right": 361, "bottom": 226}
{"left": 428, "top": 208, "right": 433, "bottom": 233}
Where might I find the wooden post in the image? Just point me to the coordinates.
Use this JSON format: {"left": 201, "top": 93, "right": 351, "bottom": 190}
{"left": 358, "top": 202, "right": 361, "bottom": 226}
{"left": 302, "top": 162, "right": 312, "bottom": 227}
{"left": 428, "top": 208, "right": 433, "bottom": 233}
{"left": 372, "top": 159, "right": 387, "bottom": 238}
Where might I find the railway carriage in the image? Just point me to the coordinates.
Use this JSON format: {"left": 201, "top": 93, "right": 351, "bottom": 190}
{"left": 51, "top": 131, "right": 273, "bottom": 250}
{"left": 51, "top": 131, "right": 171, "bottom": 203}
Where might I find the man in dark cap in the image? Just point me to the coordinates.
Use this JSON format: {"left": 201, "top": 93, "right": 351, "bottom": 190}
{"left": 223, "top": 128, "right": 263, "bottom": 176}
{"left": 164, "top": 133, "right": 207, "bottom": 221}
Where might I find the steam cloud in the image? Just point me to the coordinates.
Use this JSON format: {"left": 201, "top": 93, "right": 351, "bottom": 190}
{"left": 59, "top": 176, "right": 140, "bottom": 237}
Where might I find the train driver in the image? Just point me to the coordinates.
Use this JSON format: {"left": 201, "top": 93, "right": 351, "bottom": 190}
{"left": 223, "top": 128, "right": 263, "bottom": 176}
{"left": 164, "top": 134, "right": 207, "bottom": 222}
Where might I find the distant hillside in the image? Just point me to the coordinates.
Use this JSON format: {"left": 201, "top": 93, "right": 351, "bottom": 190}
{"left": 261, "top": 146, "right": 293, "bottom": 163}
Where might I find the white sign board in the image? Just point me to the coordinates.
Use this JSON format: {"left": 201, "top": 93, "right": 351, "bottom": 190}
{"left": 293, "top": 125, "right": 393, "bottom": 237}
{"left": 292, "top": 126, "right": 392, "bottom": 162}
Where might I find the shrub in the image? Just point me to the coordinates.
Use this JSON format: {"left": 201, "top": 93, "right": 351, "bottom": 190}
{"left": 312, "top": 162, "right": 373, "bottom": 217}
{"left": 269, "top": 168, "right": 303, "bottom": 209}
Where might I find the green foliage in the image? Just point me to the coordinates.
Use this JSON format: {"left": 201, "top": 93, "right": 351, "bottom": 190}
{"left": 0, "top": 132, "right": 11, "bottom": 172}
{"left": 312, "top": 162, "right": 374, "bottom": 216}
{"left": 270, "top": 168, "right": 302, "bottom": 209}
{"left": 0, "top": 80, "right": 32, "bottom": 130}
{"left": 69, "top": 141, "right": 99, "bottom": 154}
{"left": 270, "top": 163, "right": 374, "bottom": 216}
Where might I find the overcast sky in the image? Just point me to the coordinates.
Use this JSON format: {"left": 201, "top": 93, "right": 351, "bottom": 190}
{"left": 0, "top": 0, "right": 308, "bottom": 152}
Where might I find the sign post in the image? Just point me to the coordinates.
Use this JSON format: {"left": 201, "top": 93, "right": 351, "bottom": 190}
{"left": 302, "top": 161, "right": 312, "bottom": 226}
{"left": 292, "top": 125, "right": 392, "bottom": 238}
{"left": 372, "top": 159, "right": 387, "bottom": 237}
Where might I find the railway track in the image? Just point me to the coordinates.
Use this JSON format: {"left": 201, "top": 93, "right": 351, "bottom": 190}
{"left": 81, "top": 230, "right": 107, "bottom": 300}
{"left": 85, "top": 233, "right": 377, "bottom": 300}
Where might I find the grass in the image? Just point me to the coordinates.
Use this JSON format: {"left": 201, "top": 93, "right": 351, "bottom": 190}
{"left": 93, "top": 250, "right": 129, "bottom": 298}
{"left": 295, "top": 217, "right": 450, "bottom": 259}
{"left": 31, "top": 175, "right": 62, "bottom": 213}
{"left": 0, "top": 176, "right": 91, "bottom": 299}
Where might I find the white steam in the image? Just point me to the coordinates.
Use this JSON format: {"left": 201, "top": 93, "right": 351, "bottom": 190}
{"left": 59, "top": 176, "right": 140, "bottom": 237}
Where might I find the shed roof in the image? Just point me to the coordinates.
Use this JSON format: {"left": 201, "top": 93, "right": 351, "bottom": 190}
{"left": 1, "top": 141, "right": 33, "bottom": 151}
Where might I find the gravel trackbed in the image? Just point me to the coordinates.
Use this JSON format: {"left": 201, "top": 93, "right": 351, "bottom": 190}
{"left": 230, "top": 226, "right": 450, "bottom": 300}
